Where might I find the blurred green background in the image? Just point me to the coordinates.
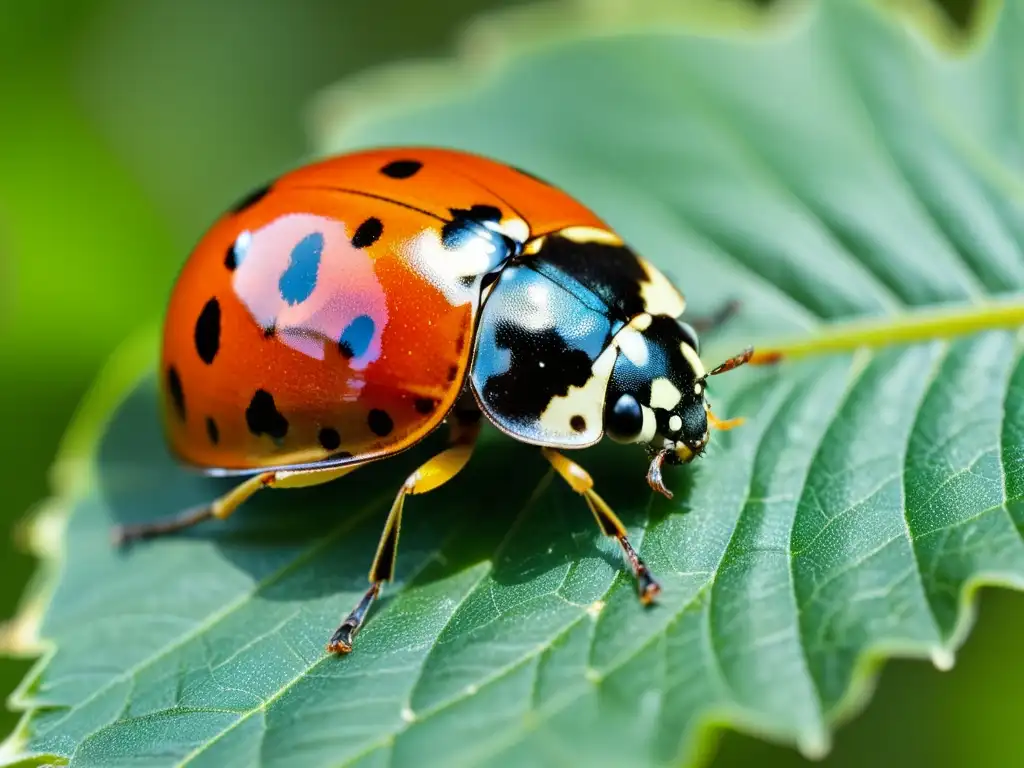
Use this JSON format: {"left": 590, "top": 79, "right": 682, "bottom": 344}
{"left": 0, "top": 0, "right": 1020, "bottom": 765}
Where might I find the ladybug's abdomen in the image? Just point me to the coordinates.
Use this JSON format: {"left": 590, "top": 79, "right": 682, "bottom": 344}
{"left": 161, "top": 188, "right": 480, "bottom": 473}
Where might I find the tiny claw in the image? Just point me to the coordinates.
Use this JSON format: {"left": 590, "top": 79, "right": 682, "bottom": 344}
{"left": 326, "top": 624, "right": 356, "bottom": 655}
{"left": 327, "top": 582, "right": 381, "bottom": 656}
{"left": 109, "top": 505, "right": 214, "bottom": 546}
{"left": 637, "top": 569, "right": 662, "bottom": 605}
{"left": 618, "top": 534, "right": 661, "bottom": 606}
{"left": 111, "top": 523, "right": 153, "bottom": 547}
{"left": 646, "top": 449, "right": 674, "bottom": 499}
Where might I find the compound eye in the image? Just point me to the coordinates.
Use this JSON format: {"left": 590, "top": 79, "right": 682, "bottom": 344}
{"left": 677, "top": 320, "right": 700, "bottom": 355}
{"left": 606, "top": 393, "right": 644, "bottom": 442}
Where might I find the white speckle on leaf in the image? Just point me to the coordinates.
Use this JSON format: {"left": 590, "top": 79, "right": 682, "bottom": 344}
{"left": 401, "top": 706, "right": 416, "bottom": 723}
{"left": 586, "top": 600, "right": 605, "bottom": 618}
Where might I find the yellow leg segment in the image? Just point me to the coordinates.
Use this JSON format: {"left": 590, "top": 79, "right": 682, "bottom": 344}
{"left": 113, "top": 464, "right": 361, "bottom": 545}
{"left": 327, "top": 418, "right": 481, "bottom": 654}
{"left": 541, "top": 448, "right": 661, "bottom": 604}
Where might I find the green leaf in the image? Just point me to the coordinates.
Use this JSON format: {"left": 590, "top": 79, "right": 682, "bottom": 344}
{"left": 6, "top": 0, "right": 1024, "bottom": 766}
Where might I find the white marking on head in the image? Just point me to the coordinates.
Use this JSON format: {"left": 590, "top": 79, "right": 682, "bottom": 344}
{"left": 616, "top": 327, "right": 649, "bottom": 367}
{"left": 679, "top": 341, "right": 706, "bottom": 378}
{"left": 694, "top": 382, "right": 703, "bottom": 395}
{"left": 650, "top": 378, "right": 682, "bottom": 410}
{"left": 668, "top": 414, "right": 683, "bottom": 433}
{"left": 638, "top": 405, "right": 657, "bottom": 443}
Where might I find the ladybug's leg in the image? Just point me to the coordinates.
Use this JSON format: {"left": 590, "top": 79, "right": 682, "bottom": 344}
{"left": 541, "top": 448, "right": 661, "bottom": 604}
{"left": 327, "top": 414, "right": 481, "bottom": 654}
{"left": 113, "top": 465, "right": 361, "bottom": 545}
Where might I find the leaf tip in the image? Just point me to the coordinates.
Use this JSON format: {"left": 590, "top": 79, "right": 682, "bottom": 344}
{"left": 930, "top": 646, "right": 956, "bottom": 671}
{"left": 796, "top": 730, "right": 831, "bottom": 761}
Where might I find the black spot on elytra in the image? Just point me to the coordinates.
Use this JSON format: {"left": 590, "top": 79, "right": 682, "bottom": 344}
{"left": 224, "top": 244, "right": 238, "bottom": 271}
{"left": 167, "top": 366, "right": 186, "bottom": 421}
{"left": 570, "top": 414, "right": 587, "bottom": 432}
{"left": 530, "top": 235, "right": 650, "bottom": 322}
{"left": 318, "top": 427, "right": 341, "bottom": 451}
{"left": 414, "top": 398, "right": 436, "bottom": 414}
{"left": 351, "top": 217, "right": 383, "bottom": 249}
{"left": 229, "top": 183, "right": 271, "bottom": 214}
{"left": 482, "top": 324, "right": 593, "bottom": 421}
{"left": 338, "top": 315, "right": 375, "bottom": 359}
{"left": 206, "top": 417, "right": 220, "bottom": 445}
{"left": 194, "top": 298, "right": 221, "bottom": 364}
{"left": 245, "top": 389, "right": 289, "bottom": 440}
{"left": 263, "top": 325, "right": 276, "bottom": 339}
{"left": 447, "top": 364, "right": 460, "bottom": 382}
{"left": 380, "top": 159, "right": 422, "bottom": 179}
{"left": 368, "top": 409, "right": 393, "bottom": 437}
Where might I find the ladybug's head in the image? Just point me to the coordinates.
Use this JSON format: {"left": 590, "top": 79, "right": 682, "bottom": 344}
{"left": 601, "top": 314, "right": 753, "bottom": 498}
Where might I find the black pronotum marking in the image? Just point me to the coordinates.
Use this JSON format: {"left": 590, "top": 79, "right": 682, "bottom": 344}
{"left": 229, "top": 183, "right": 271, "bottom": 214}
{"left": 482, "top": 325, "right": 593, "bottom": 422}
{"left": 530, "top": 236, "right": 650, "bottom": 322}
{"left": 194, "top": 298, "right": 221, "bottom": 365}
{"left": 318, "top": 427, "right": 342, "bottom": 451}
{"left": 380, "top": 159, "right": 422, "bottom": 179}
{"left": 367, "top": 409, "right": 394, "bottom": 437}
{"left": 570, "top": 415, "right": 587, "bottom": 433}
{"left": 245, "top": 389, "right": 289, "bottom": 440}
{"left": 167, "top": 366, "right": 186, "bottom": 421}
{"left": 351, "top": 217, "right": 383, "bottom": 249}
{"left": 206, "top": 417, "right": 220, "bottom": 445}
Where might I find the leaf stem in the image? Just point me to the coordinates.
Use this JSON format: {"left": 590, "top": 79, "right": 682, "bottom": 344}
{"left": 751, "top": 295, "right": 1024, "bottom": 363}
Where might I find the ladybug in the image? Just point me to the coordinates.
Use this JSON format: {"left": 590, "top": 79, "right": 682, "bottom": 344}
{"left": 115, "top": 147, "right": 757, "bottom": 654}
